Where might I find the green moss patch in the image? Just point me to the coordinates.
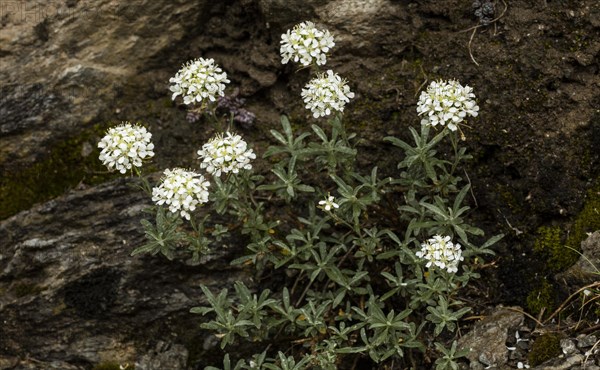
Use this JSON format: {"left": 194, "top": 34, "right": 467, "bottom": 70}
{"left": 532, "top": 183, "right": 600, "bottom": 274}
{"left": 528, "top": 333, "right": 563, "bottom": 367}
{"left": 566, "top": 184, "right": 600, "bottom": 256}
{"left": 0, "top": 125, "right": 118, "bottom": 220}
{"left": 12, "top": 282, "right": 44, "bottom": 298}
{"left": 533, "top": 226, "right": 578, "bottom": 272}
{"left": 92, "top": 363, "right": 134, "bottom": 370}
{"left": 526, "top": 280, "right": 557, "bottom": 317}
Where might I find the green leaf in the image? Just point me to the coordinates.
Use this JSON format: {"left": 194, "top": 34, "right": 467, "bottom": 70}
{"left": 481, "top": 233, "right": 504, "bottom": 249}
{"left": 453, "top": 184, "right": 471, "bottom": 212}
{"left": 311, "top": 124, "right": 328, "bottom": 142}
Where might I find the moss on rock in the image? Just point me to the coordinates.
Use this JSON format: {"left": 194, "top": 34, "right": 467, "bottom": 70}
{"left": 533, "top": 226, "right": 578, "bottom": 272}
{"left": 13, "top": 283, "right": 44, "bottom": 298}
{"left": 92, "top": 363, "right": 134, "bottom": 370}
{"left": 531, "top": 182, "right": 600, "bottom": 274}
{"left": 566, "top": 184, "right": 600, "bottom": 257}
{"left": 526, "top": 280, "right": 557, "bottom": 317}
{"left": 0, "top": 124, "right": 117, "bottom": 220}
{"left": 528, "top": 333, "right": 563, "bottom": 367}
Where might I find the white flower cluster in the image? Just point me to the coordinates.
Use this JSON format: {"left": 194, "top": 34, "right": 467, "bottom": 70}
{"left": 169, "top": 58, "right": 230, "bottom": 105}
{"left": 98, "top": 122, "right": 155, "bottom": 174}
{"left": 280, "top": 21, "right": 335, "bottom": 66}
{"left": 301, "top": 70, "right": 355, "bottom": 118}
{"left": 197, "top": 132, "right": 256, "bottom": 177}
{"left": 416, "top": 235, "right": 464, "bottom": 273}
{"left": 152, "top": 168, "right": 210, "bottom": 220}
{"left": 416, "top": 80, "right": 479, "bottom": 131}
{"left": 318, "top": 195, "right": 339, "bottom": 211}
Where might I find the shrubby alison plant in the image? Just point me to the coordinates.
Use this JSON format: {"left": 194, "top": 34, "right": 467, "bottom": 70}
{"left": 97, "top": 122, "right": 154, "bottom": 174}
{"left": 416, "top": 79, "right": 479, "bottom": 132}
{"left": 98, "top": 21, "right": 503, "bottom": 370}
{"left": 170, "top": 57, "right": 230, "bottom": 106}
{"left": 302, "top": 70, "right": 355, "bottom": 118}
{"left": 280, "top": 21, "right": 335, "bottom": 66}
{"left": 416, "top": 235, "right": 464, "bottom": 274}
{"left": 197, "top": 132, "right": 256, "bottom": 177}
{"left": 152, "top": 168, "right": 210, "bottom": 221}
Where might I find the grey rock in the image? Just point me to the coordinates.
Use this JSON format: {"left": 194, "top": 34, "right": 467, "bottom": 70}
{"left": 0, "top": 0, "right": 213, "bottom": 171}
{"left": 137, "top": 340, "right": 189, "bottom": 370}
{"left": 577, "top": 333, "right": 598, "bottom": 348}
{"left": 560, "top": 339, "right": 577, "bottom": 355}
{"left": 458, "top": 306, "right": 524, "bottom": 368}
{"left": 0, "top": 179, "right": 247, "bottom": 369}
{"left": 531, "top": 354, "right": 584, "bottom": 370}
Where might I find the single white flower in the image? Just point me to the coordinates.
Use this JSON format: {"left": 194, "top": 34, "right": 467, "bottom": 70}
{"left": 416, "top": 79, "right": 479, "bottom": 131}
{"left": 197, "top": 132, "right": 256, "bottom": 177}
{"left": 416, "top": 235, "right": 464, "bottom": 273}
{"left": 169, "top": 57, "right": 230, "bottom": 105}
{"left": 318, "top": 194, "right": 339, "bottom": 211}
{"left": 301, "top": 70, "right": 355, "bottom": 118}
{"left": 152, "top": 168, "right": 210, "bottom": 220}
{"left": 280, "top": 21, "right": 335, "bottom": 66}
{"left": 98, "top": 122, "right": 155, "bottom": 174}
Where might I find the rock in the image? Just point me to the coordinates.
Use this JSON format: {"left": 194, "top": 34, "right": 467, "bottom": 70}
{"left": 0, "top": 0, "right": 280, "bottom": 219}
{"left": 557, "top": 231, "right": 600, "bottom": 286}
{"left": 560, "top": 339, "right": 577, "bottom": 355}
{"left": 0, "top": 178, "right": 247, "bottom": 369}
{"left": 531, "top": 354, "right": 584, "bottom": 370}
{"left": 577, "top": 334, "right": 598, "bottom": 348}
{"left": 137, "top": 340, "right": 189, "bottom": 370}
{"left": 0, "top": 0, "right": 213, "bottom": 172}
{"left": 458, "top": 306, "right": 524, "bottom": 368}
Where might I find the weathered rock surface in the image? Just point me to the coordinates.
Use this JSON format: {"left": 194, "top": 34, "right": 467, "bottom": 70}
{"left": 458, "top": 306, "right": 524, "bottom": 369}
{"left": 0, "top": 178, "right": 247, "bottom": 369}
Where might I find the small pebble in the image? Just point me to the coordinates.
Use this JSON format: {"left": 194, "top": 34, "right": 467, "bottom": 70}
{"left": 560, "top": 338, "right": 577, "bottom": 355}
{"left": 577, "top": 334, "right": 597, "bottom": 348}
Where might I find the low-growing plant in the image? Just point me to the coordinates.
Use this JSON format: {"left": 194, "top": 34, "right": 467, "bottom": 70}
{"left": 98, "top": 21, "right": 503, "bottom": 369}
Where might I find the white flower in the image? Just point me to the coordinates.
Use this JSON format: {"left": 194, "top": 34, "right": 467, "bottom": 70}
{"left": 301, "top": 70, "right": 355, "bottom": 118}
{"left": 416, "top": 79, "right": 479, "bottom": 131}
{"left": 197, "top": 132, "right": 256, "bottom": 177}
{"left": 169, "top": 58, "right": 230, "bottom": 105}
{"left": 98, "top": 122, "right": 155, "bottom": 174}
{"left": 280, "top": 21, "right": 335, "bottom": 66}
{"left": 318, "top": 195, "right": 339, "bottom": 211}
{"left": 152, "top": 168, "right": 210, "bottom": 220}
{"left": 416, "top": 235, "right": 464, "bottom": 273}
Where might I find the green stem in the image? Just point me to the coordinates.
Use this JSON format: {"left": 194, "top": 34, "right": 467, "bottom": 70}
{"left": 133, "top": 166, "right": 153, "bottom": 196}
{"left": 448, "top": 130, "right": 460, "bottom": 177}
